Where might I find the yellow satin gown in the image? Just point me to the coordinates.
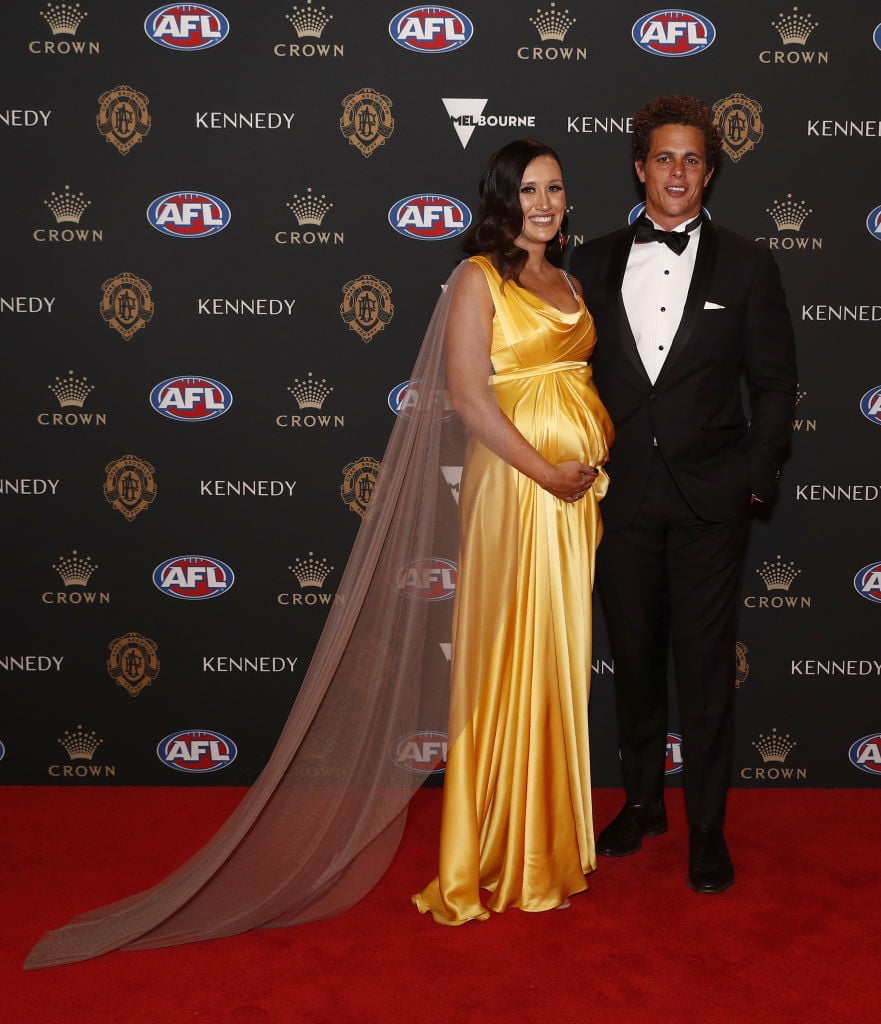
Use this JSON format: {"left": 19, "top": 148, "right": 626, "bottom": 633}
{"left": 413, "top": 255, "right": 614, "bottom": 924}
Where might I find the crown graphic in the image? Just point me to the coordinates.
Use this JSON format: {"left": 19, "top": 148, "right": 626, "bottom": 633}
{"left": 529, "top": 2, "right": 575, "bottom": 42}
{"left": 40, "top": 1, "right": 87, "bottom": 35}
{"left": 44, "top": 185, "right": 91, "bottom": 224}
{"left": 771, "top": 5, "right": 818, "bottom": 45}
{"left": 752, "top": 727, "right": 796, "bottom": 763}
{"left": 756, "top": 554, "right": 801, "bottom": 592}
{"left": 766, "top": 194, "right": 812, "bottom": 232}
{"left": 58, "top": 725, "right": 102, "bottom": 761}
{"left": 286, "top": 0, "right": 333, "bottom": 38}
{"left": 49, "top": 369, "right": 94, "bottom": 407}
{"left": 795, "top": 385, "right": 807, "bottom": 406}
{"left": 287, "top": 187, "right": 333, "bottom": 226}
{"left": 52, "top": 549, "right": 98, "bottom": 587}
{"left": 287, "top": 372, "right": 333, "bottom": 409}
{"left": 289, "top": 552, "right": 334, "bottom": 588}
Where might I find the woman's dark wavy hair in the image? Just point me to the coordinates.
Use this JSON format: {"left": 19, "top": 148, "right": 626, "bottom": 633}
{"left": 631, "top": 95, "right": 721, "bottom": 172}
{"left": 460, "top": 138, "right": 567, "bottom": 285}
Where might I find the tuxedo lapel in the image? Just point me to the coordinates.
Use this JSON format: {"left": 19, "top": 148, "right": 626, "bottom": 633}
{"left": 655, "top": 218, "right": 719, "bottom": 381}
{"left": 608, "top": 225, "right": 651, "bottom": 383}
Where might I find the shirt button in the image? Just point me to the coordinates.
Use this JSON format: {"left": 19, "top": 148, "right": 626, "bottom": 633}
{"left": 664, "top": 270, "right": 670, "bottom": 275}
{"left": 660, "top": 306, "right": 666, "bottom": 312}
{"left": 658, "top": 345, "right": 664, "bottom": 350}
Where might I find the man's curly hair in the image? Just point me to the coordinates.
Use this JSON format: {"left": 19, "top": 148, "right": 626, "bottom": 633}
{"left": 632, "top": 95, "right": 721, "bottom": 172}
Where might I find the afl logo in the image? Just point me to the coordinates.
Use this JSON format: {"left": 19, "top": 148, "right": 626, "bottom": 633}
{"left": 389, "top": 7, "right": 473, "bottom": 52}
{"left": 860, "top": 386, "right": 881, "bottom": 426}
{"left": 145, "top": 5, "right": 230, "bottom": 50}
{"left": 849, "top": 733, "right": 881, "bottom": 775}
{"left": 665, "top": 732, "right": 684, "bottom": 775}
{"left": 390, "top": 731, "right": 448, "bottom": 774}
{"left": 147, "top": 192, "right": 231, "bottom": 237}
{"left": 389, "top": 194, "right": 471, "bottom": 241}
{"left": 875, "top": 24, "right": 881, "bottom": 51}
{"left": 0, "top": 739, "right": 5, "bottom": 762}
{"left": 388, "top": 379, "right": 454, "bottom": 420}
{"left": 866, "top": 205, "right": 881, "bottom": 241}
{"left": 395, "top": 557, "right": 457, "bottom": 601}
{"left": 854, "top": 562, "right": 881, "bottom": 604}
{"left": 632, "top": 10, "right": 715, "bottom": 56}
{"left": 150, "top": 376, "right": 233, "bottom": 421}
{"left": 153, "top": 555, "right": 234, "bottom": 600}
{"left": 157, "top": 730, "right": 237, "bottom": 773}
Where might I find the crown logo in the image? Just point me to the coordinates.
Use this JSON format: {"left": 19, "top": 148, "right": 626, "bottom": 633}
{"left": 529, "top": 2, "right": 575, "bottom": 41}
{"left": 766, "top": 194, "right": 812, "bottom": 232}
{"left": 58, "top": 725, "right": 102, "bottom": 761}
{"left": 286, "top": 0, "right": 333, "bottom": 38}
{"left": 771, "top": 6, "right": 818, "bottom": 45}
{"left": 795, "top": 385, "right": 807, "bottom": 406}
{"left": 44, "top": 185, "right": 91, "bottom": 224}
{"left": 289, "top": 551, "right": 334, "bottom": 588}
{"left": 52, "top": 549, "right": 98, "bottom": 587}
{"left": 752, "top": 727, "right": 796, "bottom": 763}
{"left": 49, "top": 369, "right": 94, "bottom": 407}
{"left": 287, "top": 372, "right": 333, "bottom": 409}
{"left": 41, "top": 2, "right": 88, "bottom": 35}
{"left": 756, "top": 554, "right": 801, "bottom": 592}
{"left": 287, "top": 187, "right": 333, "bottom": 226}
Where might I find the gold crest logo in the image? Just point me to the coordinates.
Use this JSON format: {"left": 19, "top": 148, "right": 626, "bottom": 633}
{"left": 340, "top": 456, "right": 381, "bottom": 516}
{"left": 340, "top": 87, "right": 394, "bottom": 158}
{"left": 107, "top": 632, "right": 160, "bottom": 697}
{"left": 100, "top": 272, "right": 154, "bottom": 340}
{"left": 97, "top": 85, "right": 151, "bottom": 155}
{"left": 340, "top": 274, "right": 394, "bottom": 342}
{"left": 103, "top": 454, "right": 157, "bottom": 521}
{"left": 713, "top": 92, "right": 763, "bottom": 163}
{"left": 735, "top": 641, "right": 750, "bottom": 688}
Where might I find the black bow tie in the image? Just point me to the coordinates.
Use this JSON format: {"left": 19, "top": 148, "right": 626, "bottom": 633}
{"left": 634, "top": 214, "right": 702, "bottom": 255}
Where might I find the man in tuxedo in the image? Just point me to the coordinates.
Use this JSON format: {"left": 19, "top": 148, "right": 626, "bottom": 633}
{"left": 569, "top": 95, "right": 797, "bottom": 893}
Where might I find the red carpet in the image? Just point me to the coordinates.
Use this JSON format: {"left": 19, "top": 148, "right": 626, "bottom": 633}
{"left": 3, "top": 786, "right": 880, "bottom": 1024}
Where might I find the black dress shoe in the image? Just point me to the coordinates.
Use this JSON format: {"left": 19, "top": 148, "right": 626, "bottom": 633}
{"left": 688, "top": 827, "right": 734, "bottom": 893}
{"left": 596, "top": 801, "right": 667, "bottom": 857}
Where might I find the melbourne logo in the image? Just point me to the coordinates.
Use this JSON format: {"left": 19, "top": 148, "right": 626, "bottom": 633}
{"left": 340, "top": 274, "right": 394, "bottom": 342}
{"left": 854, "top": 562, "right": 881, "bottom": 604}
{"left": 149, "top": 376, "right": 233, "bottom": 421}
{"left": 97, "top": 85, "right": 151, "bottom": 154}
{"left": 665, "top": 732, "right": 684, "bottom": 774}
{"left": 866, "top": 205, "right": 881, "bottom": 241}
{"left": 390, "top": 731, "right": 448, "bottom": 774}
{"left": 442, "top": 98, "right": 536, "bottom": 149}
{"left": 388, "top": 195, "right": 471, "bottom": 240}
{"left": 144, "top": 5, "right": 230, "bottom": 50}
{"left": 340, "top": 456, "right": 381, "bottom": 516}
{"left": 100, "top": 272, "right": 154, "bottom": 340}
{"left": 394, "top": 557, "right": 457, "bottom": 601}
{"left": 107, "top": 632, "right": 160, "bottom": 697}
{"left": 849, "top": 733, "right": 881, "bottom": 776}
{"left": 389, "top": 7, "right": 473, "bottom": 52}
{"left": 103, "top": 454, "right": 157, "bottom": 520}
{"left": 339, "top": 87, "right": 394, "bottom": 157}
{"left": 860, "top": 386, "right": 881, "bottom": 425}
{"left": 153, "top": 555, "right": 234, "bottom": 600}
{"left": 147, "top": 192, "right": 231, "bottom": 237}
{"left": 157, "top": 730, "right": 237, "bottom": 773}
{"left": 632, "top": 10, "right": 715, "bottom": 56}
{"left": 713, "top": 92, "right": 764, "bottom": 162}
{"left": 388, "top": 379, "right": 454, "bottom": 420}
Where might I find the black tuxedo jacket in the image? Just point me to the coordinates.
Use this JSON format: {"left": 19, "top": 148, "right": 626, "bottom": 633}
{"left": 570, "top": 218, "right": 798, "bottom": 526}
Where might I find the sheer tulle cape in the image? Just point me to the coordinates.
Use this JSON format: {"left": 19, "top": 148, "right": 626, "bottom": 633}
{"left": 25, "top": 264, "right": 473, "bottom": 970}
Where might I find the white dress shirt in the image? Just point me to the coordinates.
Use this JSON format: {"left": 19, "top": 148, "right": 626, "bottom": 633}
{"left": 622, "top": 218, "right": 702, "bottom": 383}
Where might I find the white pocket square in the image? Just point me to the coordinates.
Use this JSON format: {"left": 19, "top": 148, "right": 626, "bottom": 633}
{"left": 703, "top": 301, "right": 725, "bottom": 309}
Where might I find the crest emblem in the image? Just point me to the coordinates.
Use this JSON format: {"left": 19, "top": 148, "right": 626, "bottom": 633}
{"left": 339, "top": 87, "right": 394, "bottom": 158}
{"left": 107, "top": 632, "right": 160, "bottom": 697}
{"left": 340, "top": 456, "right": 381, "bottom": 517}
{"left": 100, "top": 272, "right": 154, "bottom": 340}
{"left": 96, "top": 85, "right": 151, "bottom": 155}
{"left": 712, "top": 92, "right": 763, "bottom": 163}
{"left": 735, "top": 641, "right": 750, "bottom": 687}
{"left": 340, "top": 274, "right": 394, "bottom": 342}
{"left": 103, "top": 454, "right": 157, "bottom": 520}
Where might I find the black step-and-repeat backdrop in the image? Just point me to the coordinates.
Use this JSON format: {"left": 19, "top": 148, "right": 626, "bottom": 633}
{"left": 2, "top": 1, "right": 880, "bottom": 789}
